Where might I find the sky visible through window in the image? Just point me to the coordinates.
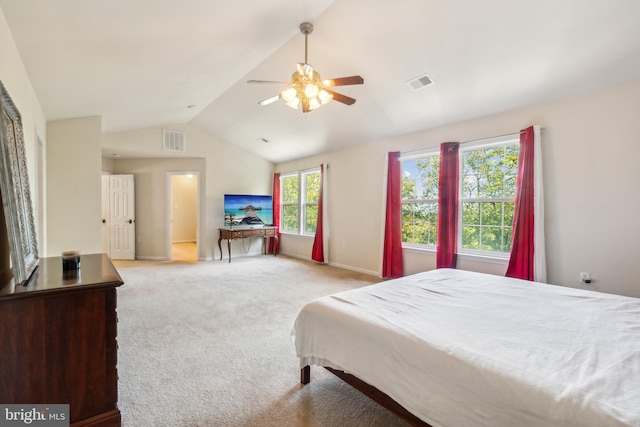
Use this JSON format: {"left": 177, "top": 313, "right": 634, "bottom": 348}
{"left": 402, "top": 158, "right": 422, "bottom": 198}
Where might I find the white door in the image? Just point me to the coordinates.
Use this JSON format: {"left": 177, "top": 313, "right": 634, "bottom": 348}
{"left": 109, "top": 174, "right": 136, "bottom": 260}
{"left": 101, "top": 175, "right": 110, "bottom": 255}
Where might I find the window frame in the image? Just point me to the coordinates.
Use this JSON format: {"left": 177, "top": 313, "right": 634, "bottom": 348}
{"left": 279, "top": 168, "right": 321, "bottom": 236}
{"left": 399, "top": 135, "right": 520, "bottom": 261}
{"left": 457, "top": 137, "right": 519, "bottom": 259}
{"left": 400, "top": 149, "right": 440, "bottom": 249}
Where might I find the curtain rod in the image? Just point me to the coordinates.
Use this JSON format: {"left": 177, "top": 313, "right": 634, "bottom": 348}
{"left": 401, "top": 127, "right": 546, "bottom": 159}
{"left": 460, "top": 127, "right": 546, "bottom": 145}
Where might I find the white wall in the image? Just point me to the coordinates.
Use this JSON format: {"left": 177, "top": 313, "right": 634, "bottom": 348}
{"left": 0, "top": 7, "right": 47, "bottom": 254}
{"left": 46, "top": 116, "right": 103, "bottom": 255}
{"left": 277, "top": 80, "right": 640, "bottom": 298}
{"left": 105, "top": 124, "right": 274, "bottom": 260}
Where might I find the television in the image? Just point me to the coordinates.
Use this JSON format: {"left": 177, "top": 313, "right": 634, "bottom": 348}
{"left": 223, "top": 194, "right": 273, "bottom": 227}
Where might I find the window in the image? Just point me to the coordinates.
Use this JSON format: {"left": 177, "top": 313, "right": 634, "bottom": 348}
{"left": 280, "top": 169, "right": 320, "bottom": 235}
{"left": 400, "top": 137, "right": 519, "bottom": 258}
{"left": 401, "top": 154, "right": 439, "bottom": 247}
{"left": 460, "top": 141, "right": 518, "bottom": 256}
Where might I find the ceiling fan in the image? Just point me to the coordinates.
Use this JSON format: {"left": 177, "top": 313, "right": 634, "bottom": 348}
{"left": 248, "top": 22, "right": 364, "bottom": 113}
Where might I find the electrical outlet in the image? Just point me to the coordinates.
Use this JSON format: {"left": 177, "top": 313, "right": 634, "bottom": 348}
{"left": 579, "top": 272, "right": 591, "bottom": 284}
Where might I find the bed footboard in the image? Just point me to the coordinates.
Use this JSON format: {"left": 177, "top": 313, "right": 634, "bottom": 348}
{"left": 300, "top": 365, "right": 432, "bottom": 427}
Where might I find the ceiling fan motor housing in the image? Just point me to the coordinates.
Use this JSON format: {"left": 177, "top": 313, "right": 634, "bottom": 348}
{"left": 300, "top": 22, "right": 314, "bottom": 36}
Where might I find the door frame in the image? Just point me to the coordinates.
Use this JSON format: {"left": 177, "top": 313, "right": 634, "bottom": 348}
{"left": 101, "top": 173, "right": 111, "bottom": 257}
{"left": 165, "top": 171, "right": 200, "bottom": 261}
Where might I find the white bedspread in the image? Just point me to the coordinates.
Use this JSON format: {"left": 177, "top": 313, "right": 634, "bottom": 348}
{"left": 292, "top": 268, "right": 640, "bottom": 427}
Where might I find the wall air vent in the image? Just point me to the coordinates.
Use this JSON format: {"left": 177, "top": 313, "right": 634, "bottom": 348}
{"left": 163, "top": 129, "right": 186, "bottom": 152}
{"left": 407, "top": 74, "right": 434, "bottom": 90}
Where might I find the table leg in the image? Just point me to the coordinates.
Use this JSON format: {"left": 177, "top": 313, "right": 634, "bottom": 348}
{"left": 273, "top": 235, "right": 278, "bottom": 257}
{"left": 227, "top": 239, "right": 231, "bottom": 263}
{"left": 218, "top": 237, "right": 222, "bottom": 261}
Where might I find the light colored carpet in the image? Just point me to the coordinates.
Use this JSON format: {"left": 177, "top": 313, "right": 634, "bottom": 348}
{"left": 114, "top": 255, "right": 410, "bottom": 426}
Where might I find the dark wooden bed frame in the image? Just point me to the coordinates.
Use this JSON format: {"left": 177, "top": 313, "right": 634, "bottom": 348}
{"left": 301, "top": 365, "right": 433, "bottom": 427}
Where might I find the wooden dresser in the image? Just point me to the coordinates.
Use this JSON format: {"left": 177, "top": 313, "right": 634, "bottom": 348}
{"left": 0, "top": 253, "right": 124, "bottom": 427}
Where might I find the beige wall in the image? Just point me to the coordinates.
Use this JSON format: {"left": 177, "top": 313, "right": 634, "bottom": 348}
{"left": 112, "top": 158, "right": 204, "bottom": 260}
{"left": 46, "top": 116, "right": 103, "bottom": 255}
{"left": 0, "top": 7, "right": 47, "bottom": 253}
{"left": 106, "top": 124, "right": 274, "bottom": 260}
{"left": 277, "top": 80, "right": 640, "bottom": 298}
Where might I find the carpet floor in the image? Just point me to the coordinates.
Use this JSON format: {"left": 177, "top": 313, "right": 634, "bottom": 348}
{"left": 114, "top": 255, "right": 410, "bottom": 426}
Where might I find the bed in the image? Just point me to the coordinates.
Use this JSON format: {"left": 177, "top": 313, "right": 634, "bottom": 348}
{"left": 292, "top": 268, "right": 640, "bottom": 427}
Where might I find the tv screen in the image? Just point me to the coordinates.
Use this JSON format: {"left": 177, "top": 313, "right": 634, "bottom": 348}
{"left": 224, "top": 194, "right": 273, "bottom": 227}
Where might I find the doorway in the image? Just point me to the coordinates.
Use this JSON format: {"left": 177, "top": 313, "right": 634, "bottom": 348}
{"left": 166, "top": 172, "right": 199, "bottom": 261}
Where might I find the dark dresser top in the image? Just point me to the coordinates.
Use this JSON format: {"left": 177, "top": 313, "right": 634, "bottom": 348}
{"left": 0, "top": 253, "right": 123, "bottom": 301}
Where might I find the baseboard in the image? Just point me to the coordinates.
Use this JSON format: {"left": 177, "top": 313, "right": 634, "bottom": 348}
{"left": 328, "top": 261, "right": 378, "bottom": 277}
{"left": 135, "top": 256, "right": 167, "bottom": 261}
{"left": 278, "top": 252, "right": 379, "bottom": 277}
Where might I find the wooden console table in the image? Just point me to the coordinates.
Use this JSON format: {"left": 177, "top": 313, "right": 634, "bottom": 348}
{"left": 218, "top": 226, "right": 278, "bottom": 262}
{"left": 0, "top": 253, "right": 124, "bottom": 427}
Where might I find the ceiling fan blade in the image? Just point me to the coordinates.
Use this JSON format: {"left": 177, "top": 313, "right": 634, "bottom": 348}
{"left": 258, "top": 94, "right": 281, "bottom": 106}
{"left": 322, "top": 75, "right": 364, "bottom": 87}
{"left": 247, "top": 80, "right": 289, "bottom": 85}
{"left": 325, "top": 89, "right": 356, "bottom": 106}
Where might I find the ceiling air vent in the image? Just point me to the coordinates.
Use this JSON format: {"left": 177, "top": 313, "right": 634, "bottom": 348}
{"left": 163, "top": 129, "right": 186, "bottom": 152}
{"left": 407, "top": 74, "right": 434, "bottom": 90}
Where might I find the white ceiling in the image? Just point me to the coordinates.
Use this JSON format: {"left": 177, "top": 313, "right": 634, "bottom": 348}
{"left": 2, "top": 0, "right": 640, "bottom": 163}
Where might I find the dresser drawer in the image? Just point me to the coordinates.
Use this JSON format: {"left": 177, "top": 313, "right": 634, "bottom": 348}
{"left": 242, "top": 229, "right": 267, "bottom": 237}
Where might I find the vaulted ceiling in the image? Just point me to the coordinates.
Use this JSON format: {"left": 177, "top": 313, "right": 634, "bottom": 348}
{"left": 2, "top": 0, "right": 640, "bottom": 163}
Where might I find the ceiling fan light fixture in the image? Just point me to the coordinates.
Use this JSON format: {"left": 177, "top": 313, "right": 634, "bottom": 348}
{"left": 308, "top": 97, "right": 321, "bottom": 111}
{"left": 304, "top": 82, "right": 320, "bottom": 98}
{"left": 281, "top": 87, "right": 299, "bottom": 109}
{"left": 249, "top": 22, "right": 363, "bottom": 112}
{"left": 318, "top": 89, "right": 333, "bottom": 105}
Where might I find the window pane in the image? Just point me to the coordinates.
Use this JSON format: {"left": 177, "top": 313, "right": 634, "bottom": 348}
{"left": 417, "top": 156, "right": 440, "bottom": 199}
{"left": 402, "top": 203, "right": 437, "bottom": 245}
{"left": 462, "top": 225, "right": 479, "bottom": 249}
{"left": 305, "top": 173, "right": 320, "bottom": 203}
{"left": 462, "top": 202, "right": 480, "bottom": 226}
{"left": 305, "top": 204, "right": 318, "bottom": 234}
{"left": 282, "top": 205, "right": 298, "bottom": 232}
{"left": 480, "top": 226, "right": 501, "bottom": 251}
{"left": 503, "top": 227, "right": 513, "bottom": 253}
{"left": 504, "top": 202, "right": 514, "bottom": 227}
{"left": 481, "top": 202, "right": 503, "bottom": 226}
{"left": 282, "top": 176, "right": 298, "bottom": 203}
{"left": 462, "top": 150, "right": 484, "bottom": 198}
{"left": 401, "top": 159, "right": 419, "bottom": 200}
{"left": 401, "top": 156, "right": 439, "bottom": 201}
{"left": 482, "top": 147, "right": 505, "bottom": 198}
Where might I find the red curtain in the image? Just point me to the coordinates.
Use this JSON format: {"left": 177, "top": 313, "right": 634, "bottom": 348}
{"left": 269, "top": 172, "right": 280, "bottom": 254}
{"left": 436, "top": 142, "right": 460, "bottom": 269}
{"left": 311, "top": 164, "right": 325, "bottom": 262}
{"left": 506, "top": 127, "right": 535, "bottom": 280}
{"left": 382, "top": 152, "right": 403, "bottom": 278}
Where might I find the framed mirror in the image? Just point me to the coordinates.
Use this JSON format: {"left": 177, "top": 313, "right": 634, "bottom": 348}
{"left": 0, "top": 81, "right": 39, "bottom": 285}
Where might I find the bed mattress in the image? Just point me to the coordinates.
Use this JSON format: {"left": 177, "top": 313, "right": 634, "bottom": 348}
{"left": 292, "top": 268, "right": 640, "bottom": 426}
